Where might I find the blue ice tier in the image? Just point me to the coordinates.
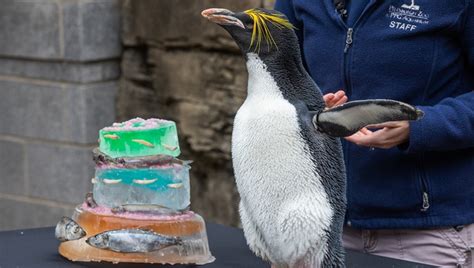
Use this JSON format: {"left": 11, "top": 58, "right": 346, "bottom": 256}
{"left": 93, "top": 165, "right": 190, "bottom": 210}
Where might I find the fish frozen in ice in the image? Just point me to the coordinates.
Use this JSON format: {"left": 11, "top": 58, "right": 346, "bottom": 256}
{"left": 92, "top": 148, "right": 191, "bottom": 167}
{"left": 55, "top": 216, "right": 86, "bottom": 242}
{"left": 133, "top": 178, "right": 158, "bottom": 185}
{"left": 86, "top": 229, "right": 182, "bottom": 253}
{"left": 111, "top": 204, "right": 189, "bottom": 215}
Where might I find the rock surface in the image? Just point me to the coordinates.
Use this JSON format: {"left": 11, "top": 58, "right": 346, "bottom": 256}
{"left": 118, "top": 0, "right": 273, "bottom": 226}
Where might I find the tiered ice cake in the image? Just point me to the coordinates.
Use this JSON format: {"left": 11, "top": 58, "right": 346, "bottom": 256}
{"left": 55, "top": 118, "right": 214, "bottom": 265}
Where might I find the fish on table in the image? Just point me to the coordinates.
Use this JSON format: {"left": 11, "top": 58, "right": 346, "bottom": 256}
{"left": 86, "top": 229, "right": 182, "bottom": 253}
{"left": 55, "top": 216, "right": 86, "bottom": 242}
{"left": 111, "top": 204, "right": 189, "bottom": 215}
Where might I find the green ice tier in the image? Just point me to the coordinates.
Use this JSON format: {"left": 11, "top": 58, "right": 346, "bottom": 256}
{"left": 99, "top": 118, "right": 181, "bottom": 158}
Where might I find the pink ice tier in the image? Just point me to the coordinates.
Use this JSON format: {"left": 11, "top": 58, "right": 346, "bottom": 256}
{"left": 95, "top": 162, "right": 178, "bottom": 169}
{"left": 81, "top": 203, "right": 194, "bottom": 221}
{"left": 102, "top": 118, "right": 172, "bottom": 131}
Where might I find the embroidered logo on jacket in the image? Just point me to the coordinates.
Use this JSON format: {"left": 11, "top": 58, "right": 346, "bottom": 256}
{"left": 386, "top": 0, "right": 430, "bottom": 31}
{"left": 401, "top": 0, "right": 420, "bottom": 11}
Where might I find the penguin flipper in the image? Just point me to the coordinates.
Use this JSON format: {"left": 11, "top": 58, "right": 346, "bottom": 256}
{"left": 312, "top": 99, "right": 424, "bottom": 137}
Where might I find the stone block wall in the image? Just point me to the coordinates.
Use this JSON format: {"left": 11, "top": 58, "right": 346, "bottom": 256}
{"left": 0, "top": 0, "right": 121, "bottom": 231}
{"left": 118, "top": 0, "right": 274, "bottom": 226}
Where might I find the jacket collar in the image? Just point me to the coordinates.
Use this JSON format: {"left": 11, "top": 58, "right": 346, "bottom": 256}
{"left": 323, "top": 0, "right": 380, "bottom": 29}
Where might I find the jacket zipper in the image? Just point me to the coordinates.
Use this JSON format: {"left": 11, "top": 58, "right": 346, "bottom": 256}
{"left": 421, "top": 192, "right": 430, "bottom": 212}
{"left": 343, "top": 28, "right": 354, "bottom": 95}
{"left": 336, "top": 0, "right": 378, "bottom": 96}
{"left": 338, "top": 3, "right": 373, "bottom": 226}
{"left": 341, "top": 28, "right": 353, "bottom": 98}
{"left": 337, "top": 2, "right": 377, "bottom": 224}
{"left": 344, "top": 28, "right": 354, "bottom": 53}
{"left": 419, "top": 154, "right": 430, "bottom": 212}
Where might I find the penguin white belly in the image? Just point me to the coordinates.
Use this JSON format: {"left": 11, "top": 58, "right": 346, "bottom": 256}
{"left": 232, "top": 54, "right": 334, "bottom": 265}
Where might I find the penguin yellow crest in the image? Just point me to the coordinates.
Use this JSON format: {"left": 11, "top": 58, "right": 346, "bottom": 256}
{"left": 244, "top": 9, "right": 295, "bottom": 53}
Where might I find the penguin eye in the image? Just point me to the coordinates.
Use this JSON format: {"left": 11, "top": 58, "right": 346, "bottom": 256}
{"left": 238, "top": 14, "right": 254, "bottom": 30}
{"left": 245, "top": 21, "right": 254, "bottom": 30}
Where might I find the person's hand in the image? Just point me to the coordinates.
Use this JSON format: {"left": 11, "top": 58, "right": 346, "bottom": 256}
{"left": 345, "top": 121, "right": 410, "bottom": 149}
{"left": 322, "top": 90, "right": 409, "bottom": 149}
{"left": 323, "top": 90, "right": 348, "bottom": 108}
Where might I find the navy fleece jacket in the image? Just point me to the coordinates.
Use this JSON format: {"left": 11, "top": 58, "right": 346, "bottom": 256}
{"left": 275, "top": 0, "right": 474, "bottom": 229}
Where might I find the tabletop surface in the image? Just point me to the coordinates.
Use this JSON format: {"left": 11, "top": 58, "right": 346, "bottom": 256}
{"left": 0, "top": 223, "right": 433, "bottom": 268}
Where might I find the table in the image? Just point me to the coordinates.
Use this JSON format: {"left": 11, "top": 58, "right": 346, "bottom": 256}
{"left": 0, "top": 223, "right": 433, "bottom": 268}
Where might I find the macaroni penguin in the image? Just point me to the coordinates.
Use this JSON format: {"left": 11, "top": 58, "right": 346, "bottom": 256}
{"left": 202, "top": 8, "right": 423, "bottom": 268}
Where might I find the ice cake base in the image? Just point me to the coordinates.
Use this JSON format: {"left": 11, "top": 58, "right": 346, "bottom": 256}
{"left": 58, "top": 206, "right": 215, "bottom": 265}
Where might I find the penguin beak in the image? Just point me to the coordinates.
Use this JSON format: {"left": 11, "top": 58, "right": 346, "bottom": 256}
{"left": 201, "top": 8, "right": 245, "bottom": 29}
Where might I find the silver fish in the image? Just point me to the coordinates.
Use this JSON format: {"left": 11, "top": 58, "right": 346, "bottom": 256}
{"left": 103, "top": 178, "right": 122, "bottom": 184}
{"left": 86, "top": 229, "right": 182, "bottom": 253}
{"left": 85, "top": 192, "right": 98, "bottom": 208}
{"left": 162, "top": 144, "right": 178, "bottom": 151}
{"left": 55, "top": 216, "right": 86, "bottom": 242}
{"left": 103, "top": 134, "right": 120, "bottom": 140}
{"left": 132, "top": 139, "right": 155, "bottom": 148}
{"left": 111, "top": 204, "right": 189, "bottom": 215}
{"left": 167, "top": 183, "right": 184, "bottom": 189}
{"left": 92, "top": 148, "right": 192, "bottom": 167}
{"left": 132, "top": 178, "right": 158, "bottom": 185}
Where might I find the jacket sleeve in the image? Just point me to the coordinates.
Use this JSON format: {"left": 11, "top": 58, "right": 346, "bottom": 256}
{"left": 404, "top": 1, "right": 474, "bottom": 153}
